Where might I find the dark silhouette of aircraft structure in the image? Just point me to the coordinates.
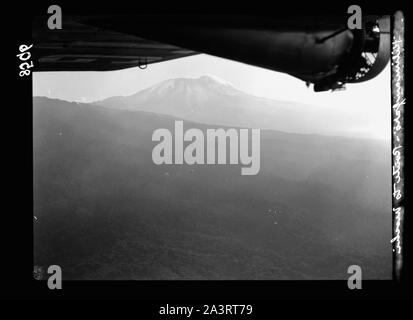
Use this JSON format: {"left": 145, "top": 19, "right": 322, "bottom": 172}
{"left": 32, "top": 13, "right": 390, "bottom": 91}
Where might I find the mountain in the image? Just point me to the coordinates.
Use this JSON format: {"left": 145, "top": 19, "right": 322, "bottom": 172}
{"left": 33, "top": 96, "right": 391, "bottom": 280}
{"left": 93, "top": 75, "right": 367, "bottom": 138}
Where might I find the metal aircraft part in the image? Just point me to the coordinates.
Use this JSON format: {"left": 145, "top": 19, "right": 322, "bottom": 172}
{"left": 32, "top": 19, "right": 198, "bottom": 71}
{"left": 32, "top": 14, "right": 390, "bottom": 91}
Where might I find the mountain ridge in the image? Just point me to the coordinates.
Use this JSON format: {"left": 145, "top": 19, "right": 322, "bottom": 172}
{"left": 33, "top": 96, "right": 387, "bottom": 143}
{"left": 33, "top": 96, "right": 392, "bottom": 280}
{"left": 89, "top": 75, "right": 384, "bottom": 139}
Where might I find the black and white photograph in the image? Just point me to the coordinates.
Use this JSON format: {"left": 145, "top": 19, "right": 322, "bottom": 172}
{"left": 4, "top": 2, "right": 411, "bottom": 303}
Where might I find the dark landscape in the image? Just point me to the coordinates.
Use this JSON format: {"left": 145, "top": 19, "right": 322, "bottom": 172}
{"left": 33, "top": 77, "right": 392, "bottom": 280}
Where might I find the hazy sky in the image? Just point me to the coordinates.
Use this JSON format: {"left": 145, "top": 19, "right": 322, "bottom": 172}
{"left": 33, "top": 53, "right": 391, "bottom": 139}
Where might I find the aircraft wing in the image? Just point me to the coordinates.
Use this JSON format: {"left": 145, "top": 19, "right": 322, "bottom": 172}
{"left": 32, "top": 13, "right": 390, "bottom": 91}
{"left": 32, "top": 18, "right": 198, "bottom": 72}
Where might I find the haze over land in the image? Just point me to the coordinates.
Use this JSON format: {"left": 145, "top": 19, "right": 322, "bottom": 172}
{"left": 93, "top": 75, "right": 386, "bottom": 139}
{"left": 33, "top": 76, "right": 392, "bottom": 280}
{"left": 33, "top": 54, "right": 391, "bottom": 141}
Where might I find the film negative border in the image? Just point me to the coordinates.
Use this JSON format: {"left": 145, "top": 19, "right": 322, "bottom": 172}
{"left": 391, "top": 10, "right": 405, "bottom": 281}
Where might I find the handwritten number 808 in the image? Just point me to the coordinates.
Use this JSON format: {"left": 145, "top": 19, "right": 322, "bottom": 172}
{"left": 17, "top": 44, "right": 34, "bottom": 77}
